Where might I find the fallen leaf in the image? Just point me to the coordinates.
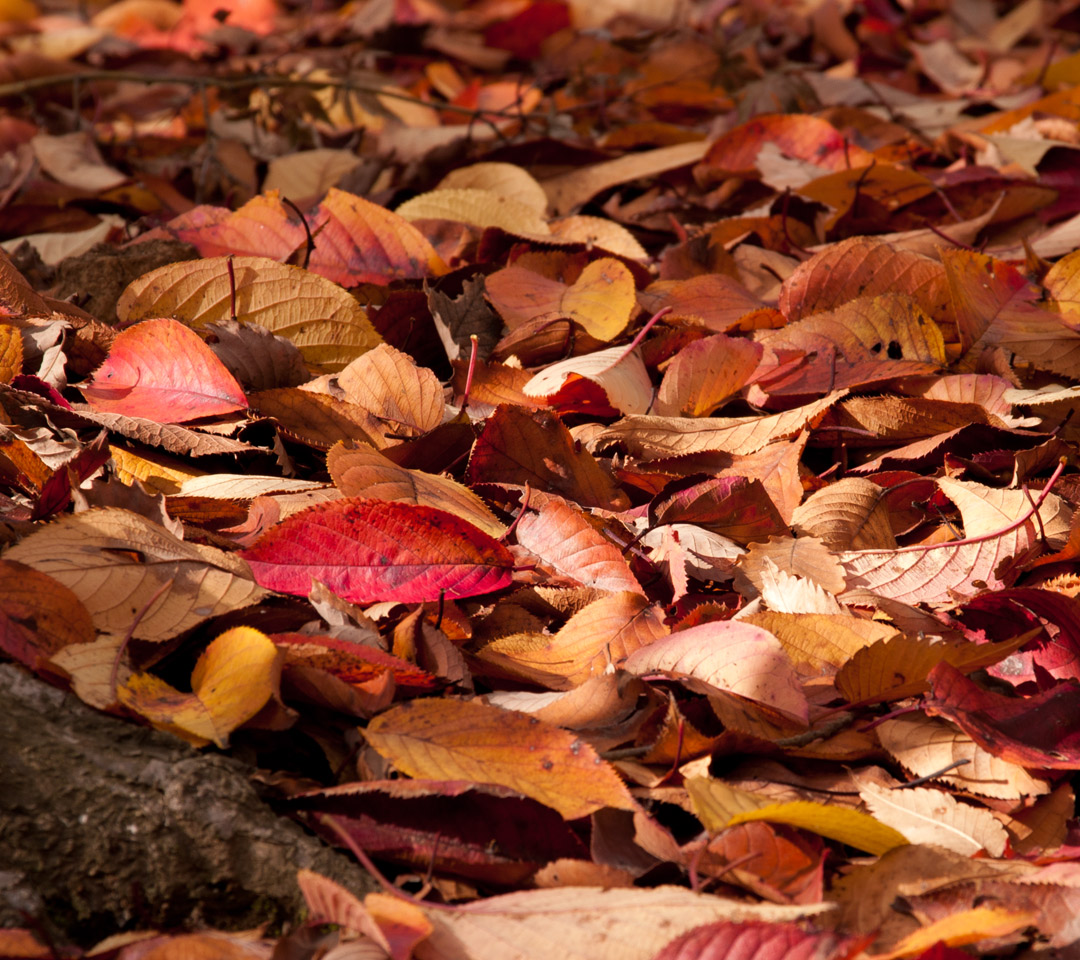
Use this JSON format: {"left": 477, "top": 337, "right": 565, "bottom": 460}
{"left": 365, "top": 698, "right": 636, "bottom": 819}
{"left": 242, "top": 498, "right": 514, "bottom": 604}
{"left": 81, "top": 318, "right": 248, "bottom": 422}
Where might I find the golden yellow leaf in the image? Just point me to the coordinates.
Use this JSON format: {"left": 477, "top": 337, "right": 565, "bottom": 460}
{"left": 118, "top": 627, "right": 282, "bottom": 748}
{"left": 365, "top": 698, "right": 636, "bottom": 820}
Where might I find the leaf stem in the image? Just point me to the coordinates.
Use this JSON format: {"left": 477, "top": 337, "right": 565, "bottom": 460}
{"left": 850, "top": 459, "right": 1066, "bottom": 557}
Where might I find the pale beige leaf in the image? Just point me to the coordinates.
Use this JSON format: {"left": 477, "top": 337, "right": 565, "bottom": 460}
{"left": 524, "top": 345, "right": 652, "bottom": 415}
{"left": 177, "top": 474, "right": 329, "bottom": 498}
{"left": 740, "top": 536, "right": 847, "bottom": 594}
{"left": 477, "top": 592, "right": 667, "bottom": 689}
{"left": 416, "top": 886, "right": 830, "bottom": 960}
{"left": 877, "top": 714, "right": 1050, "bottom": 800}
{"left": 938, "top": 476, "right": 1070, "bottom": 546}
{"left": 327, "top": 441, "right": 504, "bottom": 538}
{"left": 515, "top": 500, "right": 644, "bottom": 595}
{"left": 753, "top": 558, "right": 845, "bottom": 615}
{"left": 396, "top": 188, "right": 551, "bottom": 236}
{"left": 840, "top": 477, "right": 1068, "bottom": 603}
{"left": 6, "top": 507, "right": 266, "bottom": 641}
{"left": 857, "top": 780, "right": 1007, "bottom": 856}
{"left": 437, "top": 162, "right": 548, "bottom": 214}
{"left": 592, "top": 391, "right": 845, "bottom": 458}
{"left": 117, "top": 256, "right": 381, "bottom": 371}
{"left": 337, "top": 342, "right": 445, "bottom": 435}
{"left": 623, "top": 621, "right": 808, "bottom": 725}
{"left": 792, "top": 478, "right": 897, "bottom": 551}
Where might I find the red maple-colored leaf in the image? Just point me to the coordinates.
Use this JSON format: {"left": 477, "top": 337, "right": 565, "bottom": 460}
{"left": 80, "top": 318, "right": 248, "bottom": 423}
{"left": 241, "top": 498, "right": 515, "bottom": 603}
{"left": 653, "top": 919, "right": 850, "bottom": 960}
{"left": 925, "top": 662, "right": 1080, "bottom": 769}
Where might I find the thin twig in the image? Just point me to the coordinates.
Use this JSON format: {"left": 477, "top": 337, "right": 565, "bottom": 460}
{"left": 0, "top": 69, "right": 539, "bottom": 122}
{"left": 892, "top": 759, "right": 970, "bottom": 789}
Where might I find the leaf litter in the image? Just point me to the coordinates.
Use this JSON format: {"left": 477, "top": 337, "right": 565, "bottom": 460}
{"left": 5, "top": 0, "right": 1080, "bottom": 958}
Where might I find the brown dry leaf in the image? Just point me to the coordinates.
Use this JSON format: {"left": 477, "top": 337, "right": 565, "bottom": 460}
{"left": 876, "top": 714, "right": 1051, "bottom": 800}
{"left": 249, "top": 389, "right": 385, "bottom": 450}
{"left": 327, "top": 441, "right": 504, "bottom": 538}
{"left": 638, "top": 275, "right": 764, "bottom": 334}
{"left": 750, "top": 558, "right": 845, "bottom": 616}
{"left": 779, "top": 237, "right": 948, "bottom": 322}
{"left": 0, "top": 559, "right": 94, "bottom": 670}
{"left": 593, "top": 391, "right": 845, "bottom": 458}
{"left": 654, "top": 335, "right": 763, "bottom": 417}
{"left": 835, "top": 633, "right": 1033, "bottom": 706}
{"left": 5, "top": 507, "right": 266, "bottom": 641}
{"left": 118, "top": 626, "right": 282, "bottom": 748}
{"left": 515, "top": 499, "right": 644, "bottom": 595}
{"left": 765, "top": 293, "right": 946, "bottom": 367}
{"left": 543, "top": 141, "right": 708, "bottom": 216}
{"left": 117, "top": 256, "right": 381, "bottom": 372}
{"left": 623, "top": 621, "right": 808, "bottom": 726}
{"left": 467, "top": 405, "right": 629, "bottom": 510}
{"left": 416, "top": 886, "right": 830, "bottom": 960}
{"left": 336, "top": 343, "right": 445, "bottom": 436}
{"left": 1004, "top": 783, "right": 1073, "bottom": 856}
{"left": 791, "top": 478, "right": 897, "bottom": 551}
{"left": 364, "top": 698, "right": 636, "bottom": 820}
{"left": 856, "top": 780, "right": 1007, "bottom": 857}
{"left": 739, "top": 536, "right": 847, "bottom": 595}
{"left": 476, "top": 592, "right": 667, "bottom": 690}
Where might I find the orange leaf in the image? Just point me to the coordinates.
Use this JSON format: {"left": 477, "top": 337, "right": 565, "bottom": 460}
{"left": 81, "top": 318, "right": 247, "bottom": 422}
{"left": 364, "top": 698, "right": 637, "bottom": 819}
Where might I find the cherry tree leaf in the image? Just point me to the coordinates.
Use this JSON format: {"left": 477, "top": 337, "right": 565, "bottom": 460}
{"left": 81, "top": 318, "right": 247, "bottom": 423}
{"left": 514, "top": 499, "right": 644, "bottom": 595}
{"left": 118, "top": 626, "right": 282, "bottom": 748}
{"left": 623, "top": 621, "right": 808, "bottom": 726}
{"left": 654, "top": 920, "right": 850, "bottom": 960}
{"left": 241, "top": 498, "right": 514, "bottom": 603}
{"left": 307, "top": 187, "right": 448, "bottom": 286}
{"left": 118, "top": 255, "right": 381, "bottom": 372}
{"left": 5, "top": 507, "right": 266, "bottom": 641}
{"left": 417, "top": 886, "right": 830, "bottom": 960}
{"left": 365, "top": 698, "right": 636, "bottom": 819}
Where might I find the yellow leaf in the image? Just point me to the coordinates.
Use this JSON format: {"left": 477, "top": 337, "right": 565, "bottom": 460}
{"left": 118, "top": 627, "right": 282, "bottom": 748}
{"left": 686, "top": 778, "right": 907, "bottom": 855}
